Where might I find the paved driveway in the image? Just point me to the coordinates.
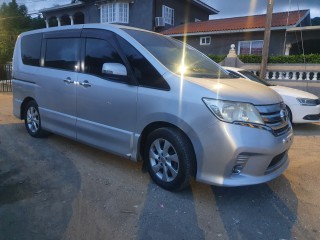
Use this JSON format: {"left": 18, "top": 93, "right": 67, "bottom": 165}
{"left": 1, "top": 92, "right": 320, "bottom": 240}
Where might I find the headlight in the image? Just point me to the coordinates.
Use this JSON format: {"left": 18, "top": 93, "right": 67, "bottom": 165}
{"left": 297, "top": 98, "right": 319, "bottom": 106}
{"left": 203, "top": 98, "right": 264, "bottom": 124}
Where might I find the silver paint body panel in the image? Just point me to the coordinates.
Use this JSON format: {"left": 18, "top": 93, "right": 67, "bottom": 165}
{"left": 12, "top": 24, "right": 293, "bottom": 186}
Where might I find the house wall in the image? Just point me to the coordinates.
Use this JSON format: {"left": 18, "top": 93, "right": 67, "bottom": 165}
{"left": 155, "top": 0, "right": 210, "bottom": 31}
{"left": 84, "top": 5, "right": 100, "bottom": 23}
{"left": 42, "top": 0, "right": 212, "bottom": 31}
{"left": 286, "top": 29, "right": 320, "bottom": 43}
{"left": 174, "top": 30, "right": 287, "bottom": 56}
{"left": 286, "top": 29, "right": 320, "bottom": 54}
{"left": 129, "top": 0, "right": 154, "bottom": 31}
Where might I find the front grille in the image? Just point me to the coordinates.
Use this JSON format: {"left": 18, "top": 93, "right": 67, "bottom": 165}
{"left": 311, "top": 99, "right": 320, "bottom": 106}
{"left": 255, "top": 103, "right": 290, "bottom": 136}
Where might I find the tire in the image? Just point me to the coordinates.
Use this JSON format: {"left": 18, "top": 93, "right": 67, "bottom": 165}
{"left": 286, "top": 106, "right": 293, "bottom": 124}
{"left": 144, "top": 127, "right": 195, "bottom": 191}
{"left": 24, "top": 101, "right": 48, "bottom": 138}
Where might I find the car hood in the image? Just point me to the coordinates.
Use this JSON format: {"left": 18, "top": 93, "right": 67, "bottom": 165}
{"left": 270, "top": 85, "right": 318, "bottom": 99}
{"left": 185, "top": 76, "right": 283, "bottom": 105}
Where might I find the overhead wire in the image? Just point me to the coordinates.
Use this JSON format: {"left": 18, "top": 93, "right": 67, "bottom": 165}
{"left": 296, "top": 0, "right": 309, "bottom": 89}
{"left": 282, "top": 0, "right": 291, "bottom": 55}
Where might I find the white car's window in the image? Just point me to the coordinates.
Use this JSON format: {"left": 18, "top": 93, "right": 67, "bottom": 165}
{"left": 239, "top": 70, "right": 273, "bottom": 86}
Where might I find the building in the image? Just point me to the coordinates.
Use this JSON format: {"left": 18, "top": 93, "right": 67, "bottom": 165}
{"left": 162, "top": 10, "right": 320, "bottom": 56}
{"left": 40, "top": 0, "right": 218, "bottom": 32}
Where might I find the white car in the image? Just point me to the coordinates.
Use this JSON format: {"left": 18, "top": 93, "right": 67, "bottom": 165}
{"left": 224, "top": 67, "right": 320, "bottom": 123}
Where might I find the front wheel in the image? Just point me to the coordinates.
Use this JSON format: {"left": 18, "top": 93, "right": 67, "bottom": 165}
{"left": 144, "top": 127, "right": 195, "bottom": 191}
{"left": 24, "top": 101, "right": 48, "bottom": 138}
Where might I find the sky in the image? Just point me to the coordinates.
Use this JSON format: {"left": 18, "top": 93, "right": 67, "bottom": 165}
{"left": 0, "top": 0, "right": 319, "bottom": 18}
{"left": 207, "top": 0, "right": 320, "bottom": 19}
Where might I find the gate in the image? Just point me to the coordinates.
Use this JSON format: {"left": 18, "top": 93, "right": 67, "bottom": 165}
{"left": 0, "top": 63, "right": 12, "bottom": 92}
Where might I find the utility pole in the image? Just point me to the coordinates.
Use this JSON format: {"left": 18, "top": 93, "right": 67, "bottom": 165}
{"left": 259, "top": 0, "right": 274, "bottom": 79}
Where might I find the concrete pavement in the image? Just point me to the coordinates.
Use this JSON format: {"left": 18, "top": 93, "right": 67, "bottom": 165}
{"left": 1, "top": 92, "right": 320, "bottom": 240}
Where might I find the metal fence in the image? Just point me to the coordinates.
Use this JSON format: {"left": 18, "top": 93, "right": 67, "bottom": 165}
{"left": 0, "top": 63, "right": 12, "bottom": 92}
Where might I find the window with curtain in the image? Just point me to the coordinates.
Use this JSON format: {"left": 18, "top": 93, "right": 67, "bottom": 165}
{"left": 238, "top": 40, "right": 264, "bottom": 55}
{"left": 100, "top": 3, "right": 129, "bottom": 24}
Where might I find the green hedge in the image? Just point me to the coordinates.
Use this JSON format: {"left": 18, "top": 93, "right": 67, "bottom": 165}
{"left": 207, "top": 54, "right": 226, "bottom": 63}
{"left": 239, "top": 54, "right": 320, "bottom": 64}
{"left": 208, "top": 54, "right": 320, "bottom": 64}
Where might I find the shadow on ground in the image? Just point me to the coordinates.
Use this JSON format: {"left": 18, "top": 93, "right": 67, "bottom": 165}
{"left": 211, "top": 176, "right": 309, "bottom": 240}
{"left": 137, "top": 183, "right": 204, "bottom": 240}
{"left": 292, "top": 123, "right": 320, "bottom": 136}
{"left": 0, "top": 123, "right": 81, "bottom": 240}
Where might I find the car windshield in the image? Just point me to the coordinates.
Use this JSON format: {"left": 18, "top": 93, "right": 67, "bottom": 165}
{"left": 123, "top": 29, "right": 231, "bottom": 79}
{"left": 239, "top": 70, "right": 273, "bottom": 86}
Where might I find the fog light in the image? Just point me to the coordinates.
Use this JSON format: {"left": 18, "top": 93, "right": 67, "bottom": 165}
{"left": 232, "top": 165, "right": 243, "bottom": 174}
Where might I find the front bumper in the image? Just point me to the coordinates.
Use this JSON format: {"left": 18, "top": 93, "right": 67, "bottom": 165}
{"left": 194, "top": 121, "right": 293, "bottom": 187}
{"left": 292, "top": 104, "right": 320, "bottom": 123}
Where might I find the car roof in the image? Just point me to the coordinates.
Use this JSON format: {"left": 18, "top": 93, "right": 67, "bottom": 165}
{"left": 19, "top": 23, "right": 160, "bottom": 38}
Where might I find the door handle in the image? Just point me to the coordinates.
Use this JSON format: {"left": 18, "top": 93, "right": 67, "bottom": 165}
{"left": 79, "top": 80, "right": 91, "bottom": 88}
{"left": 64, "top": 77, "right": 74, "bottom": 84}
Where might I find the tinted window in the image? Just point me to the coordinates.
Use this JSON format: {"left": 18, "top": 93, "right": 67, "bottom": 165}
{"left": 21, "top": 33, "right": 42, "bottom": 66}
{"left": 44, "top": 38, "right": 80, "bottom": 71}
{"left": 124, "top": 29, "right": 229, "bottom": 79}
{"left": 117, "top": 36, "right": 170, "bottom": 90}
{"left": 85, "top": 38, "right": 124, "bottom": 77}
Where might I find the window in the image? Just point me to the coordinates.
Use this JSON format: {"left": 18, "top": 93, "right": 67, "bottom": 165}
{"left": 100, "top": 3, "right": 129, "bottom": 24}
{"left": 44, "top": 38, "right": 80, "bottom": 71}
{"left": 85, "top": 38, "right": 124, "bottom": 79}
{"left": 238, "top": 40, "right": 264, "bottom": 55}
{"left": 117, "top": 35, "right": 170, "bottom": 90}
{"left": 162, "top": 5, "right": 174, "bottom": 25}
{"left": 200, "top": 36, "right": 211, "bottom": 45}
{"left": 21, "top": 33, "right": 42, "bottom": 66}
{"left": 124, "top": 29, "right": 229, "bottom": 79}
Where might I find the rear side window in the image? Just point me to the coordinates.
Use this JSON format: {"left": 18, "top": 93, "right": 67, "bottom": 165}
{"left": 85, "top": 38, "right": 124, "bottom": 77}
{"left": 117, "top": 36, "right": 169, "bottom": 90}
{"left": 44, "top": 38, "right": 80, "bottom": 71}
{"left": 21, "top": 33, "right": 42, "bottom": 66}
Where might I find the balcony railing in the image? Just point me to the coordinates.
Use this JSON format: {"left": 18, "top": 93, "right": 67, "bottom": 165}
{"left": 242, "top": 64, "right": 320, "bottom": 81}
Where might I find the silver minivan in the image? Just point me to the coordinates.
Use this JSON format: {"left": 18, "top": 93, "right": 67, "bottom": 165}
{"left": 12, "top": 24, "right": 293, "bottom": 191}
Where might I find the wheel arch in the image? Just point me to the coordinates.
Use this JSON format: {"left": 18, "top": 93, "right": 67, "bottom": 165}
{"left": 138, "top": 121, "right": 200, "bottom": 178}
{"left": 20, "top": 97, "right": 35, "bottom": 119}
{"left": 285, "top": 104, "right": 293, "bottom": 123}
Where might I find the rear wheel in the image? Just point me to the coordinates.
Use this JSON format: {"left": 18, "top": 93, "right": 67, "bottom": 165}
{"left": 24, "top": 101, "right": 48, "bottom": 138}
{"left": 144, "top": 127, "right": 195, "bottom": 191}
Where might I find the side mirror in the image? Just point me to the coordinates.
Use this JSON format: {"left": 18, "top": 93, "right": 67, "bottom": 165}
{"left": 102, "top": 63, "right": 127, "bottom": 77}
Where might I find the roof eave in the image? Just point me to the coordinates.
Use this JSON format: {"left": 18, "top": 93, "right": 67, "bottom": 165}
{"left": 191, "top": 0, "right": 219, "bottom": 14}
{"left": 287, "top": 25, "right": 320, "bottom": 32}
{"left": 294, "top": 9, "right": 310, "bottom": 26}
{"left": 40, "top": 2, "right": 85, "bottom": 13}
{"left": 165, "top": 25, "right": 295, "bottom": 37}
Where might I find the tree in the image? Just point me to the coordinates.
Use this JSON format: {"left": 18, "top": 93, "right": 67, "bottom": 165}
{"left": 0, "top": 0, "right": 30, "bottom": 32}
{"left": 0, "top": 0, "right": 45, "bottom": 63}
